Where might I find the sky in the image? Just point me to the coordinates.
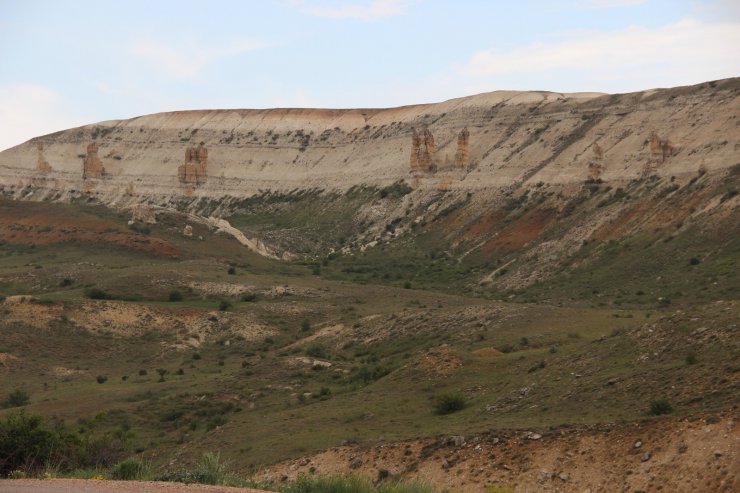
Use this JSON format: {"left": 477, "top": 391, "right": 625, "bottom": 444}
{"left": 0, "top": 0, "right": 739, "bottom": 150}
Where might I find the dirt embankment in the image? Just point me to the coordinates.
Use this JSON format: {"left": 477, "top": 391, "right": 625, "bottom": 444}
{"left": 0, "top": 479, "right": 268, "bottom": 493}
{"left": 262, "top": 414, "right": 738, "bottom": 493}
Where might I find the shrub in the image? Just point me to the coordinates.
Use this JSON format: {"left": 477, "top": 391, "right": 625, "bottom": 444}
{"left": 689, "top": 257, "right": 701, "bottom": 266}
{"left": 192, "top": 353, "right": 202, "bottom": 360}
{"left": 168, "top": 290, "right": 183, "bottom": 302}
{"left": 648, "top": 399, "right": 673, "bottom": 416}
{"left": 434, "top": 393, "right": 467, "bottom": 415}
{"left": 59, "top": 278, "right": 73, "bottom": 287}
{"left": 84, "top": 287, "right": 112, "bottom": 300}
{"left": 227, "top": 266, "right": 236, "bottom": 275}
{"left": 305, "top": 343, "right": 327, "bottom": 359}
{"left": 301, "top": 319, "right": 311, "bottom": 332}
{"left": 3, "top": 389, "right": 30, "bottom": 408}
{"left": 156, "top": 368, "right": 168, "bottom": 382}
{"left": 283, "top": 474, "right": 436, "bottom": 493}
{"left": 110, "top": 457, "right": 150, "bottom": 480}
{"left": 96, "top": 375, "right": 108, "bottom": 384}
{"left": 685, "top": 351, "right": 697, "bottom": 365}
{"left": 138, "top": 369, "right": 147, "bottom": 376}
{"left": 240, "top": 293, "right": 257, "bottom": 302}
{"left": 128, "top": 222, "right": 150, "bottom": 235}
{"left": 218, "top": 300, "right": 231, "bottom": 311}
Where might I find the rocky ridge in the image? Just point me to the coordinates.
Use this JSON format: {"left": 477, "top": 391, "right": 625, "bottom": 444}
{"left": 0, "top": 78, "right": 737, "bottom": 209}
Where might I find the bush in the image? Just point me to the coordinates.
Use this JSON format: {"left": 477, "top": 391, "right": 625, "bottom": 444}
{"left": 240, "top": 293, "right": 257, "bottom": 302}
{"left": 219, "top": 300, "right": 231, "bottom": 311}
{"left": 0, "top": 411, "right": 131, "bottom": 476}
{"left": 128, "top": 222, "right": 150, "bottom": 235}
{"left": 110, "top": 457, "right": 150, "bottom": 480}
{"left": 138, "top": 369, "right": 147, "bottom": 376}
{"left": 84, "top": 287, "right": 112, "bottom": 300}
{"left": 283, "top": 474, "right": 436, "bottom": 493}
{"left": 227, "top": 266, "right": 236, "bottom": 275}
{"left": 168, "top": 290, "right": 183, "bottom": 302}
{"left": 301, "top": 319, "right": 311, "bottom": 332}
{"left": 156, "top": 368, "right": 168, "bottom": 382}
{"left": 685, "top": 351, "right": 697, "bottom": 365}
{"left": 648, "top": 399, "right": 673, "bottom": 416}
{"left": 305, "top": 343, "right": 327, "bottom": 359}
{"left": 434, "top": 393, "right": 467, "bottom": 415}
{"left": 3, "top": 389, "right": 30, "bottom": 408}
{"left": 96, "top": 375, "right": 108, "bottom": 384}
{"left": 689, "top": 257, "right": 701, "bottom": 266}
{"left": 192, "top": 353, "right": 202, "bottom": 360}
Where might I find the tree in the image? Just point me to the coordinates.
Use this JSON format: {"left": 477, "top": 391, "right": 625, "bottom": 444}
{"left": 156, "top": 368, "right": 168, "bottom": 382}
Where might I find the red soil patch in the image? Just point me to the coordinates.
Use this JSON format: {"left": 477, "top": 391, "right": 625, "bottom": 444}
{"left": 0, "top": 200, "right": 178, "bottom": 256}
{"left": 480, "top": 209, "right": 555, "bottom": 254}
{"left": 461, "top": 211, "right": 506, "bottom": 240}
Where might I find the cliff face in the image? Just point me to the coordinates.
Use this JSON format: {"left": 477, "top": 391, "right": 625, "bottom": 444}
{"left": 0, "top": 78, "right": 738, "bottom": 205}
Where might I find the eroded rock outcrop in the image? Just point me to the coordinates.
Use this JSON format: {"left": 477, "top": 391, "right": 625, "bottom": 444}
{"left": 82, "top": 142, "right": 105, "bottom": 179}
{"left": 178, "top": 143, "right": 208, "bottom": 186}
{"left": 648, "top": 131, "right": 675, "bottom": 163}
{"left": 588, "top": 142, "right": 604, "bottom": 180}
{"left": 410, "top": 127, "right": 437, "bottom": 173}
{"left": 36, "top": 143, "right": 51, "bottom": 174}
{"left": 454, "top": 127, "right": 470, "bottom": 167}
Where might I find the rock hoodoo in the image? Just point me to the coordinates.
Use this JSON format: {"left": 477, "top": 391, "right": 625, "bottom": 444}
{"left": 36, "top": 142, "right": 51, "bottom": 174}
{"left": 588, "top": 142, "right": 604, "bottom": 180}
{"left": 82, "top": 142, "right": 105, "bottom": 179}
{"left": 410, "top": 127, "right": 437, "bottom": 173}
{"left": 648, "top": 131, "right": 675, "bottom": 163}
{"left": 454, "top": 127, "right": 470, "bottom": 167}
{"left": 178, "top": 143, "right": 208, "bottom": 186}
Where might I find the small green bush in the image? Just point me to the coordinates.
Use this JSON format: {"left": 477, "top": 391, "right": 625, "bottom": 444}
{"left": 168, "top": 290, "right": 183, "bottom": 302}
{"left": 685, "top": 351, "right": 697, "bottom": 365}
{"left": 110, "top": 457, "right": 150, "bottom": 480}
{"left": 240, "top": 293, "right": 257, "bottom": 302}
{"left": 434, "top": 393, "right": 467, "bottom": 415}
{"left": 96, "top": 375, "right": 108, "bottom": 384}
{"left": 301, "top": 319, "right": 311, "bottom": 331}
{"left": 648, "top": 399, "right": 673, "bottom": 416}
{"left": 84, "top": 287, "right": 112, "bottom": 300}
{"left": 138, "top": 369, "right": 147, "bottom": 376}
{"left": 192, "top": 353, "right": 202, "bottom": 360}
{"left": 219, "top": 300, "right": 231, "bottom": 311}
{"left": 3, "top": 389, "right": 30, "bottom": 408}
{"left": 227, "top": 266, "right": 236, "bottom": 275}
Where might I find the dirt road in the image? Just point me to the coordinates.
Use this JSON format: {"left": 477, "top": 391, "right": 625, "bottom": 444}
{"left": 0, "top": 479, "right": 269, "bottom": 493}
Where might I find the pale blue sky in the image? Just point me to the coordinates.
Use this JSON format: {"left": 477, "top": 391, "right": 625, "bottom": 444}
{"left": 1, "top": 0, "right": 738, "bottom": 150}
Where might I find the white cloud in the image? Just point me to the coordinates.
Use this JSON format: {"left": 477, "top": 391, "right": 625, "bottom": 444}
{"left": 0, "top": 84, "right": 87, "bottom": 151}
{"left": 296, "top": 0, "right": 407, "bottom": 21}
{"left": 462, "top": 18, "right": 740, "bottom": 87}
{"left": 586, "top": 0, "right": 646, "bottom": 8}
{"left": 129, "top": 38, "right": 266, "bottom": 79}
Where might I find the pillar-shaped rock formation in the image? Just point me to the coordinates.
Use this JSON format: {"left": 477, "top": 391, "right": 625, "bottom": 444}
{"left": 82, "top": 142, "right": 105, "bottom": 179}
{"left": 588, "top": 142, "right": 604, "bottom": 180}
{"left": 409, "top": 127, "right": 437, "bottom": 173}
{"left": 36, "top": 142, "right": 51, "bottom": 174}
{"left": 454, "top": 127, "right": 470, "bottom": 167}
{"left": 178, "top": 143, "right": 208, "bottom": 186}
{"left": 648, "top": 131, "right": 674, "bottom": 163}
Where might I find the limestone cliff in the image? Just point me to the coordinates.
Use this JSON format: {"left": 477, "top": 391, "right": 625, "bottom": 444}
{"left": 0, "top": 78, "right": 737, "bottom": 205}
